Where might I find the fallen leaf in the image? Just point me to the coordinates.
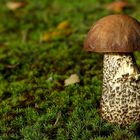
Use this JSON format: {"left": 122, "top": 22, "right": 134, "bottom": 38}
{"left": 0, "top": 44, "right": 6, "bottom": 48}
{"left": 40, "top": 31, "right": 61, "bottom": 42}
{"left": 106, "top": 1, "right": 132, "bottom": 12}
{"left": 57, "top": 20, "right": 71, "bottom": 30}
{"left": 40, "top": 31, "right": 52, "bottom": 42}
{"left": 51, "top": 31, "right": 63, "bottom": 36}
{"left": 40, "top": 21, "right": 73, "bottom": 42}
{"left": 64, "top": 74, "right": 80, "bottom": 86}
{"left": 6, "top": 1, "right": 27, "bottom": 11}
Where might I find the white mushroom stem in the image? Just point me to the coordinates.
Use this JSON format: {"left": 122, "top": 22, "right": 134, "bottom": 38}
{"left": 100, "top": 53, "right": 140, "bottom": 125}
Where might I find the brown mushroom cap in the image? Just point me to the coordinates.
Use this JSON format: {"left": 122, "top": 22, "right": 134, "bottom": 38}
{"left": 84, "top": 14, "right": 140, "bottom": 52}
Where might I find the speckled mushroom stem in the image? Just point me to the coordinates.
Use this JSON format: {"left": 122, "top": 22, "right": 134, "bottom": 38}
{"left": 100, "top": 53, "right": 140, "bottom": 125}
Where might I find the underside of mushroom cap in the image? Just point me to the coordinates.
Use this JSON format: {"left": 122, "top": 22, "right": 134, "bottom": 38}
{"left": 84, "top": 14, "right": 140, "bottom": 53}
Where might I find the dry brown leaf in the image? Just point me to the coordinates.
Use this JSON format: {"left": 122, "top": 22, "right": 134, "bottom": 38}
{"left": 6, "top": 1, "right": 27, "bottom": 11}
{"left": 64, "top": 74, "right": 80, "bottom": 86}
{"left": 40, "top": 31, "right": 52, "bottom": 42}
{"left": 40, "top": 20, "right": 73, "bottom": 42}
{"left": 0, "top": 44, "right": 6, "bottom": 48}
{"left": 57, "top": 20, "right": 71, "bottom": 30}
{"left": 40, "top": 31, "right": 61, "bottom": 42}
{"left": 51, "top": 31, "right": 63, "bottom": 36}
{"left": 106, "top": 1, "right": 132, "bottom": 12}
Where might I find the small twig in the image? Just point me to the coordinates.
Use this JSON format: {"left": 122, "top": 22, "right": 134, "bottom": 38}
{"left": 53, "top": 111, "right": 61, "bottom": 127}
{"left": 21, "top": 30, "right": 28, "bottom": 43}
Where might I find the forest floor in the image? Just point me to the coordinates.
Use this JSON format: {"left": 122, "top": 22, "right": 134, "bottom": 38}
{"left": 1, "top": 0, "right": 140, "bottom": 139}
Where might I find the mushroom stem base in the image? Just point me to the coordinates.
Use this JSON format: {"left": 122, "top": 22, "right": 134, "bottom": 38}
{"left": 100, "top": 53, "right": 140, "bottom": 125}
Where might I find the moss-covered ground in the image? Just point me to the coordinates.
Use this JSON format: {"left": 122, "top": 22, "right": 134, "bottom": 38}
{"left": 1, "top": 0, "right": 140, "bottom": 139}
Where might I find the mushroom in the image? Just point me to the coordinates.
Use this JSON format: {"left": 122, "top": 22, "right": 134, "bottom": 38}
{"left": 84, "top": 14, "right": 140, "bottom": 125}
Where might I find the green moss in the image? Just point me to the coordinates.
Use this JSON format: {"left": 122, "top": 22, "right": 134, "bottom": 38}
{"left": 0, "top": 0, "right": 140, "bottom": 139}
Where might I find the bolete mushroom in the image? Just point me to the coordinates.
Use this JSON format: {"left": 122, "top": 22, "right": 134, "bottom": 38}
{"left": 84, "top": 14, "right": 140, "bottom": 125}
